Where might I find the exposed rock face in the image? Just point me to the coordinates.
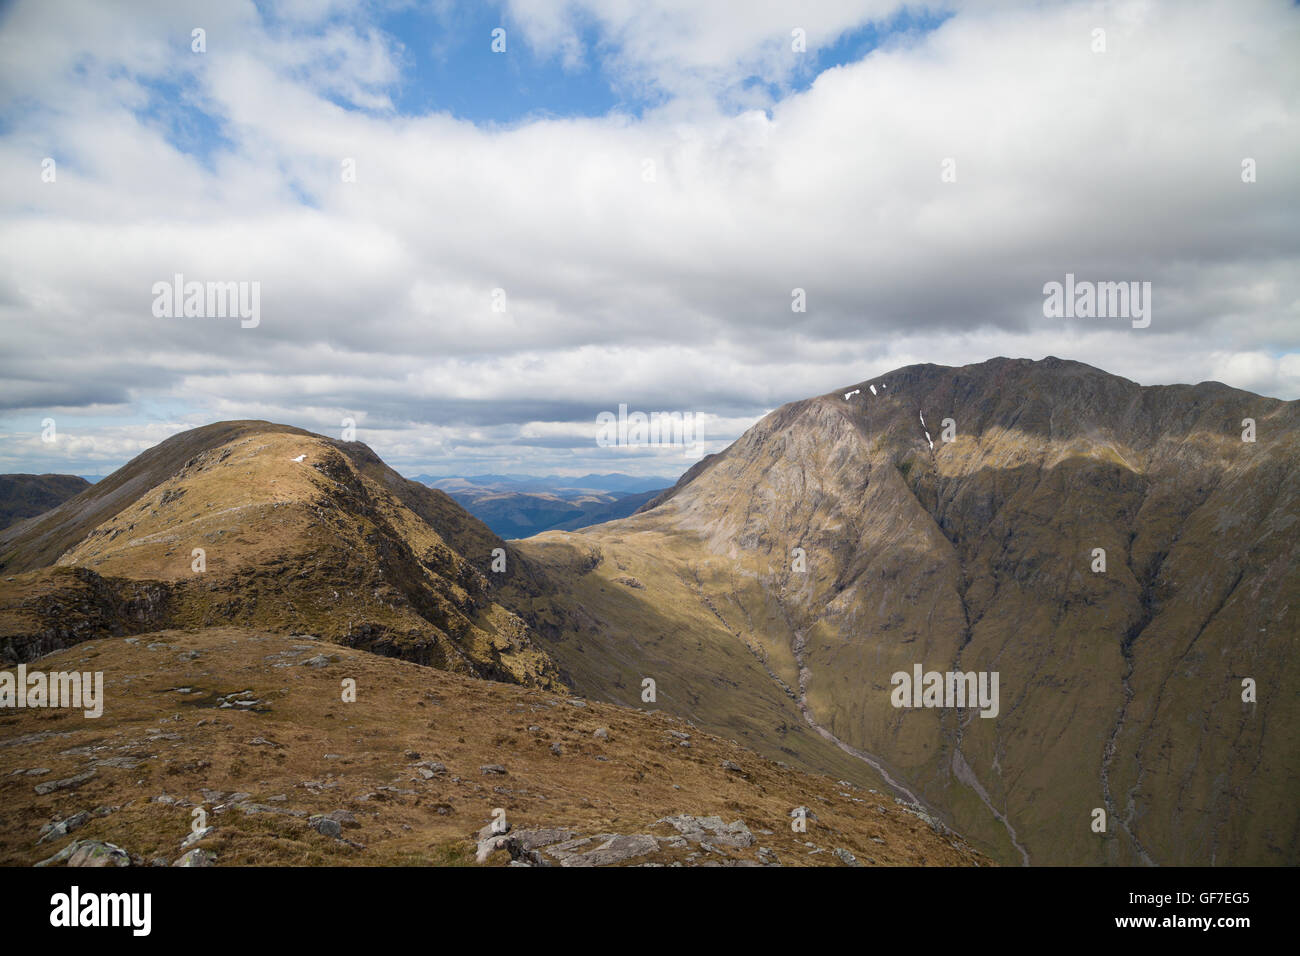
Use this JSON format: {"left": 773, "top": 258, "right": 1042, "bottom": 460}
{"left": 173, "top": 849, "right": 216, "bottom": 867}
{"left": 0, "top": 566, "right": 170, "bottom": 664}
{"left": 553, "top": 833, "right": 659, "bottom": 867}
{"left": 180, "top": 826, "right": 214, "bottom": 848}
{"left": 657, "top": 815, "right": 755, "bottom": 848}
{"left": 33, "top": 770, "right": 97, "bottom": 796}
{"left": 304, "top": 812, "right": 343, "bottom": 838}
{"left": 37, "top": 811, "right": 91, "bottom": 845}
{"left": 505, "top": 357, "right": 1300, "bottom": 866}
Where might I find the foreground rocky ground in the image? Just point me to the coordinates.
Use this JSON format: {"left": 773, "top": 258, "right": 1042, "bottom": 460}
{"left": 0, "top": 628, "right": 985, "bottom": 867}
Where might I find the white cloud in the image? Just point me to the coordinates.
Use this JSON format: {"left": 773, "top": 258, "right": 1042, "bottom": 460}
{"left": 1, "top": 0, "right": 1298, "bottom": 478}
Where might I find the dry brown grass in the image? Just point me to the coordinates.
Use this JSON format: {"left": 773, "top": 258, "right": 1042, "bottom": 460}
{"left": 0, "top": 627, "right": 985, "bottom": 867}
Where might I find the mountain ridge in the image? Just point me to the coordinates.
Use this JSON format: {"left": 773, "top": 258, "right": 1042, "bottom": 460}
{"left": 0, "top": 421, "right": 561, "bottom": 689}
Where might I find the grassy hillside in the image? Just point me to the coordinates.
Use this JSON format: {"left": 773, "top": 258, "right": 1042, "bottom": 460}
{"left": 0, "top": 628, "right": 984, "bottom": 867}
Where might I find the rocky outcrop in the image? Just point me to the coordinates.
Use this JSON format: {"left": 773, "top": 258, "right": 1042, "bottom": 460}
{"left": 0, "top": 567, "right": 170, "bottom": 663}
{"left": 36, "top": 839, "right": 131, "bottom": 867}
{"left": 476, "top": 817, "right": 769, "bottom": 867}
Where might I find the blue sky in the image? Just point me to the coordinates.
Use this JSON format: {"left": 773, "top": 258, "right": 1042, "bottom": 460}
{"left": 375, "top": 1, "right": 628, "bottom": 120}
{"left": 358, "top": 3, "right": 953, "bottom": 124}
{"left": 136, "top": 1, "right": 954, "bottom": 163}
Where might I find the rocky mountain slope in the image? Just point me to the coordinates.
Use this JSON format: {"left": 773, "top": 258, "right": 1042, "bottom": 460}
{"left": 0, "top": 474, "right": 90, "bottom": 532}
{"left": 500, "top": 357, "right": 1300, "bottom": 866}
{"left": 0, "top": 628, "right": 983, "bottom": 867}
{"left": 0, "top": 422, "right": 559, "bottom": 689}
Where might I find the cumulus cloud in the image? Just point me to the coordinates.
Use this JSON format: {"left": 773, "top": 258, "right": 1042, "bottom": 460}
{"left": 0, "top": 0, "right": 1297, "bottom": 478}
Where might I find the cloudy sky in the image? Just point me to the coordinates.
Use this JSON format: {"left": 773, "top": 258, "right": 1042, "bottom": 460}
{"left": 1, "top": 0, "right": 1297, "bottom": 480}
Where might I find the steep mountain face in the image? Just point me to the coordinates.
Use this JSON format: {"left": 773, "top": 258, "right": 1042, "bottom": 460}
{"left": 501, "top": 357, "right": 1300, "bottom": 865}
{"left": 0, "top": 422, "right": 560, "bottom": 689}
{"left": 0, "top": 475, "right": 90, "bottom": 532}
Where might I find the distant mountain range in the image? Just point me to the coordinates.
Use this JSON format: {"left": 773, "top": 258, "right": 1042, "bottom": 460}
{"left": 416, "top": 474, "right": 674, "bottom": 539}
{"left": 414, "top": 473, "right": 674, "bottom": 494}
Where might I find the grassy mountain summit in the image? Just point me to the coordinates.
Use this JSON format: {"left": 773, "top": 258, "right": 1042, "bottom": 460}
{"left": 0, "top": 421, "right": 559, "bottom": 689}
{"left": 499, "top": 357, "right": 1300, "bottom": 865}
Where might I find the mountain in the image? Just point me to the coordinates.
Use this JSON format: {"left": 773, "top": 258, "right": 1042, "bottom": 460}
{"left": 498, "top": 357, "right": 1300, "bottom": 866}
{"left": 549, "top": 490, "right": 663, "bottom": 530}
{"left": 555, "top": 473, "right": 676, "bottom": 494}
{"left": 0, "top": 421, "right": 559, "bottom": 688}
{"left": 0, "top": 474, "right": 90, "bottom": 532}
{"left": 0, "top": 428, "right": 926, "bottom": 814}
